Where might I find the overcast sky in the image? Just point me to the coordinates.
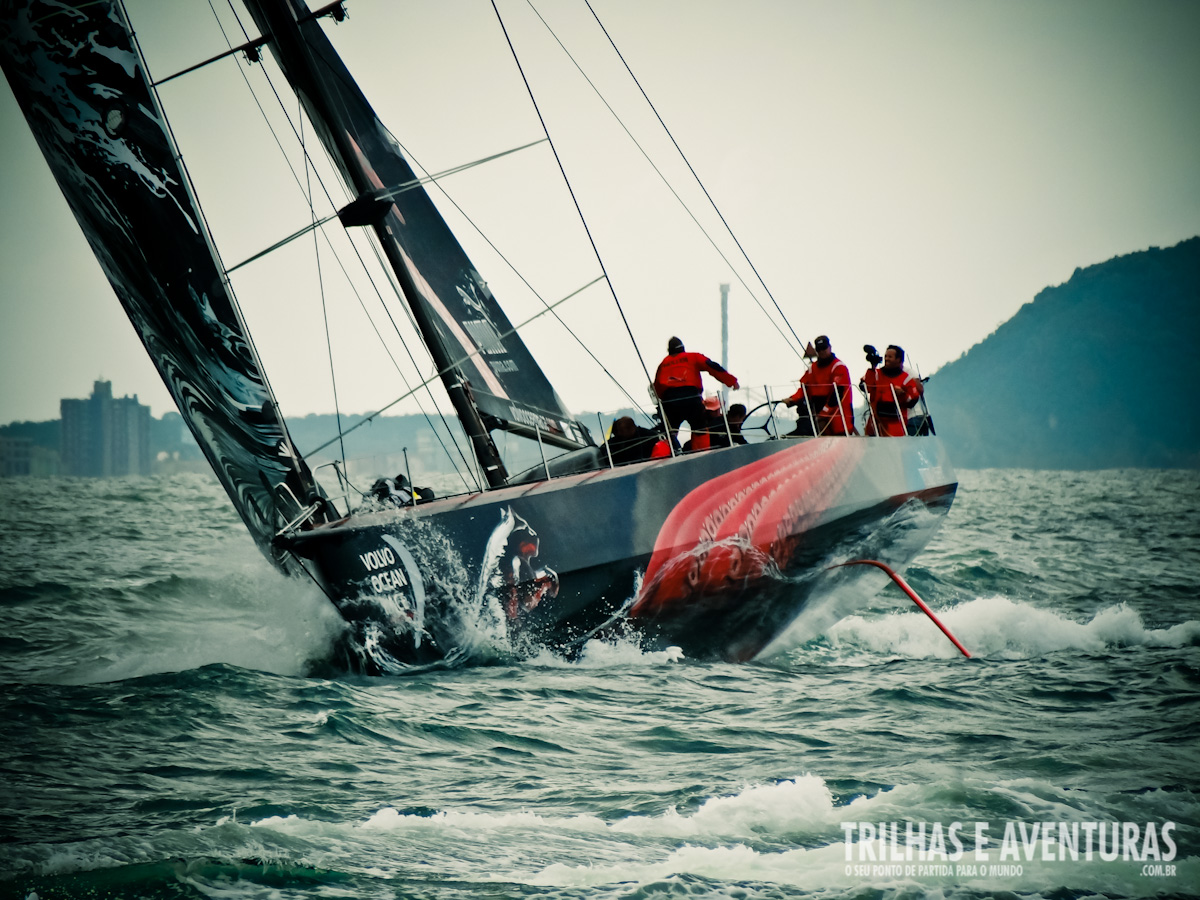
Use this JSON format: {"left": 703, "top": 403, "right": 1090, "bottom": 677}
{"left": 2, "top": 0, "right": 1197, "bottom": 426}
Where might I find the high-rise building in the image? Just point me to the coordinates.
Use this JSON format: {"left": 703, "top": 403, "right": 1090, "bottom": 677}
{"left": 60, "top": 380, "right": 151, "bottom": 476}
{"left": 0, "top": 437, "right": 32, "bottom": 477}
{"left": 111, "top": 393, "right": 152, "bottom": 476}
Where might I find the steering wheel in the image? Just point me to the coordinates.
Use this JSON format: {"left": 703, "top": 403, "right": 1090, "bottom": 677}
{"left": 740, "top": 400, "right": 788, "bottom": 440}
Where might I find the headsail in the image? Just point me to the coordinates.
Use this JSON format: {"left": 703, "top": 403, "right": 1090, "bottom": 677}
{"left": 0, "top": 1, "right": 329, "bottom": 564}
{"left": 239, "top": 0, "right": 593, "bottom": 475}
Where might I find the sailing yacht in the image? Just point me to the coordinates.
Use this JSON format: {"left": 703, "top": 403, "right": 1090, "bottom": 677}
{"left": 1, "top": 0, "right": 957, "bottom": 672}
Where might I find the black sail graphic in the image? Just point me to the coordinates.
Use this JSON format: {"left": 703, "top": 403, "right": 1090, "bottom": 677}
{"left": 240, "top": 0, "right": 592, "bottom": 455}
{"left": 0, "top": 1, "right": 328, "bottom": 564}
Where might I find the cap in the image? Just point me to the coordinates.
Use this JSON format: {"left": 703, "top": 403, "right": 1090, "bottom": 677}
{"left": 813, "top": 335, "right": 830, "bottom": 351}
{"left": 667, "top": 336, "right": 685, "bottom": 354}
{"left": 703, "top": 395, "right": 721, "bottom": 412}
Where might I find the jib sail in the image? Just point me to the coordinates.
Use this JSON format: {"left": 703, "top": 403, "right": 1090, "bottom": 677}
{"left": 0, "top": 1, "right": 329, "bottom": 564}
{"left": 240, "top": 0, "right": 593, "bottom": 482}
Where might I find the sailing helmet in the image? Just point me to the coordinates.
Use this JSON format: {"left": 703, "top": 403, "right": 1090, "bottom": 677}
{"left": 667, "top": 336, "right": 685, "bottom": 354}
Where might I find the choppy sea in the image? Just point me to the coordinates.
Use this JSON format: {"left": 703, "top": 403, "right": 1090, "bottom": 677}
{"left": 1, "top": 468, "right": 1197, "bottom": 899}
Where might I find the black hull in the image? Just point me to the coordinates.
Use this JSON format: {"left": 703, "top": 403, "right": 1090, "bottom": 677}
{"left": 281, "top": 436, "right": 957, "bottom": 672}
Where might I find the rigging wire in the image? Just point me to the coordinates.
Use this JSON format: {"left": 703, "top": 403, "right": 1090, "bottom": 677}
{"left": 489, "top": 0, "right": 654, "bottom": 390}
{"left": 282, "top": 223, "right": 479, "bottom": 494}
{"left": 212, "top": 5, "right": 481, "bottom": 491}
{"left": 306, "top": 275, "right": 605, "bottom": 456}
{"left": 300, "top": 99, "right": 349, "bottom": 477}
{"left": 226, "top": 139, "right": 548, "bottom": 275}
{"left": 582, "top": 0, "right": 809, "bottom": 361}
{"left": 381, "top": 126, "right": 656, "bottom": 425}
{"left": 261, "top": 0, "right": 657, "bottom": 429}
{"left": 220, "top": 0, "right": 659, "bottom": 434}
{"left": 352, "top": 233, "right": 481, "bottom": 493}
{"left": 525, "top": 0, "right": 806, "bottom": 363}
{"left": 211, "top": 0, "right": 481, "bottom": 490}
{"left": 123, "top": 5, "right": 310, "bottom": 496}
{"left": 211, "top": 1, "right": 477, "bottom": 487}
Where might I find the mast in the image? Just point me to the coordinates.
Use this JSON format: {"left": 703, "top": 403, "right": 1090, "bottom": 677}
{"left": 241, "top": 0, "right": 509, "bottom": 487}
{"left": 720, "top": 283, "right": 730, "bottom": 405}
{"left": 242, "top": 0, "right": 604, "bottom": 489}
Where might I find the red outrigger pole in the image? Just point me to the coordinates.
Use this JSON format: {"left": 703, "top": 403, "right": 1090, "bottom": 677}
{"left": 833, "top": 559, "right": 971, "bottom": 658}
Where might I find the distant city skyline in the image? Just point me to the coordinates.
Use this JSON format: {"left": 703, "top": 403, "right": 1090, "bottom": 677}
{"left": 2, "top": 0, "right": 1198, "bottom": 425}
{"left": 59, "top": 379, "right": 152, "bottom": 477}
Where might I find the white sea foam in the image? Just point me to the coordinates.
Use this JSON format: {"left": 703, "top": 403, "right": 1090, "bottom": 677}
{"left": 241, "top": 774, "right": 1199, "bottom": 894}
{"left": 54, "top": 553, "right": 346, "bottom": 684}
{"left": 250, "top": 773, "right": 840, "bottom": 843}
{"left": 520, "top": 635, "right": 685, "bottom": 669}
{"left": 18, "top": 773, "right": 1194, "bottom": 892}
{"left": 249, "top": 776, "right": 852, "bottom": 858}
{"left": 531, "top": 839, "right": 1199, "bottom": 893}
{"left": 250, "top": 772, "right": 1200, "bottom": 848}
{"left": 521, "top": 775, "right": 1200, "bottom": 892}
{"left": 825, "top": 596, "right": 1200, "bottom": 660}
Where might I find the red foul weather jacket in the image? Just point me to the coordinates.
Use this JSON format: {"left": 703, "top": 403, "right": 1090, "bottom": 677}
{"left": 864, "top": 366, "right": 923, "bottom": 436}
{"left": 653, "top": 352, "right": 738, "bottom": 396}
{"left": 788, "top": 356, "right": 853, "bottom": 434}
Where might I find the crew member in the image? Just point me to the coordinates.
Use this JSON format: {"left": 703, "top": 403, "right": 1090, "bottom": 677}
{"left": 864, "top": 344, "right": 923, "bottom": 436}
{"left": 605, "top": 416, "right": 661, "bottom": 465}
{"left": 653, "top": 337, "right": 739, "bottom": 451}
{"left": 860, "top": 344, "right": 883, "bottom": 436}
{"left": 708, "top": 402, "right": 748, "bottom": 448}
{"left": 369, "top": 474, "right": 413, "bottom": 507}
{"left": 784, "top": 335, "right": 853, "bottom": 435}
{"left": 368, "top": 474, "right": 435, "bottom": 506}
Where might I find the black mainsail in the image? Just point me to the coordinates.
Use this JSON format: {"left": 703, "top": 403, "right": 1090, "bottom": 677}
{"left": 0, "top": 1, "right": 330, "bottom": 562}
{"left": 239, "top": 0, "right": 593, "bottom": 488}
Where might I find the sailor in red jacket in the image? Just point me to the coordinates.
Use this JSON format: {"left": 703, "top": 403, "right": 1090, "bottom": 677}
{"left": 784, "top": 335, "right": 853, "bottom": 435}
{"left": 653, "top": 336, "right": 739, "bottom": 451}
{"left": 863, "top": 344, "right": 923, "bottom": 436}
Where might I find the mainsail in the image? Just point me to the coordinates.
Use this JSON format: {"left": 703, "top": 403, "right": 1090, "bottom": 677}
{"left": 0, "top": 1, "right": 329, "bottom": 563}
{"left": 239, "top": 0, "right": 593, "bottom": 485}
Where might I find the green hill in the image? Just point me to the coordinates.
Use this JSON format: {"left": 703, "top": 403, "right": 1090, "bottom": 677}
{"left": 927, "top": 236, "right": 1200, "bottom": 469}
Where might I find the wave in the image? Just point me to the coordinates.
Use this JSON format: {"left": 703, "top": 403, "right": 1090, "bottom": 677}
{"left": 6, "top": 772, "right": 1195, "bottom": 897}
{"left": 2, "top": 557, "right": 346, "bottom": 685}
{"left": 231, "top": 775, "right": 1200, "bottom": 894}
{"left": 299, "top": 773, "right": 843, "bottom": 842}
{"left": 249, "top": 773, "right": 1196, "bottom": 841}
{"left": 529, "top": 842, "right": 1199, "bottom": 895}
{"left": 522, "top": 636, "right": 686, "bottom": 669}
{"left": 814, "top": 597, "right": 1200, "bottom": 661}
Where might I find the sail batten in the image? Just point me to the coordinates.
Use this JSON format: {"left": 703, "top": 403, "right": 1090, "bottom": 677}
{"left": 0, "top": 0, "right": 329, "bottom": 564}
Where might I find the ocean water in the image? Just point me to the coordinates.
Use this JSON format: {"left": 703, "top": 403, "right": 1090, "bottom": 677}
{"left": 0, "top": 468, "right": 1197, "bottom": 899}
